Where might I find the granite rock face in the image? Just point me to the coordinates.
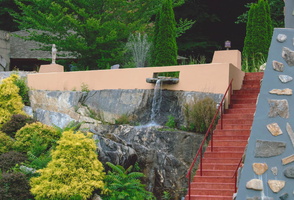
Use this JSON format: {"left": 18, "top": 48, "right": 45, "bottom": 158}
{"left": 268, "top": 99, "right": 289, "bottom": 118}
{"left": 282, "top": 47, "right": 294, "bottom": 66}
{"left": 91, "top": 125, "right": 203, "bottom": 198}
{"left": 30, "top": 89, "right": 223, "bottom": 128}
{"left": 255, "top": 140, "right": 286, "bottom": 158}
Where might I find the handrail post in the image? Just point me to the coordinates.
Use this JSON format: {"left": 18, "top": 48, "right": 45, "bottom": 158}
{"left": 188, "top": 174, "right": 191, "bottom": 200}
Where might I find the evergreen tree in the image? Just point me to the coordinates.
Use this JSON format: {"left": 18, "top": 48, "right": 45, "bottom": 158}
{"left": 153, "top": 0, "right": 178, "bottom": 67}
{"left": 30, "top": 131, "right": 105, "bottom": 200}
{"left": 242, "top": 0, "right": 273, "bottom": 71}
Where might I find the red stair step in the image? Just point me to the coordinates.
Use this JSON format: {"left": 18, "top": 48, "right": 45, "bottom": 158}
{"left": 189, "top": 188, "right": 234, "bottom": 196}
{"left": 196, "top": 169, "right": 235, "bottom": 176}
{"left": 202, "top": 163, "right": 239, "bottom": 171}
{"left": 185, "top": 195, "right": 233, "bottom": 200}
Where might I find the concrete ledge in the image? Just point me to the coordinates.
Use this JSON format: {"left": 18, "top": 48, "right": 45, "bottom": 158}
{"left": 39, "top": 64, "right": 64, "bottom": 73}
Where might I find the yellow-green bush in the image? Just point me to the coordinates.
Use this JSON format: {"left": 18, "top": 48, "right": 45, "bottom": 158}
{"left": 30, "top": 131, "right": 105, "bottom": 200}
{"left": 0, "top": 74, "right": 24, "bottom": 127}
{"left": 14, "top": 122, "right": 60, "bottom": 153}
{"left": 0, "top": 131, "right": 14, "bottom": 154}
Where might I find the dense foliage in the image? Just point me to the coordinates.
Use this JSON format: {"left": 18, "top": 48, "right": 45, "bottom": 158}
{"left": 0, "top": 151, "right": 27, "bottom": 172}
{"left": 13, "top": 76, "right": 30, "bottom": 106}
{"left": 0, "top": 131, "right": 14, "bottom": 154}
{"left": 0, "top": 74, "right": 25, "bottom": 127}
{"left": 14, "top": 122, "right": 60, "bottom": 153}
{"left": 1, "top": 114, "right": 36, "bottom": 138}
{"left": 102, "top": 162, "right": 155, "bottom": 200}
{"left": 30, "top": 131, "right": 105, "bottom": 200}
{"left": 13, "top": 0, "right": 162, "bottom": 70}
{"left": 242, "top": 0, "right": 273, "bottom": 71}
{"left": 0, "top": 172, "right": 33, "bottom": 200}
{"left": 153, "top": 0, "right": 178, "bottom": 67}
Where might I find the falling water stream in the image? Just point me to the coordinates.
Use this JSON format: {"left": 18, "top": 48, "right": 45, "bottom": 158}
{"left": 150, "top": 79, "right": 163, "bottom": 125}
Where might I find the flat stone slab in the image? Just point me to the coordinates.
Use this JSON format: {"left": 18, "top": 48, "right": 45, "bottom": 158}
{"left": 146, "top": 78, "right": 179, "bottom": 84}
{"left": 253, "top": 163, "right": 268, "bottom": 175}
{"left": 246, "top": 179, "right": 263, "bottom": 191}
{"left": 282, "top": 47, "right": 294, "bottom": 66}
{"left": 269, "top": 88, "right": 292, "bottom": 96}
{"left": 286, "top": 123, "right": 294, "bottom": 147}
{"left": 268, "top": 99, "right": 289, "bottom": 118}
{"left": 282, "top": 154, "right": 294, "bottom": 165}
{"left": 273, "top": 60, "right": 284, "bottom": 72}
{"left": 284, "top": 166, "right": 294, "bottom": 178}
{"left": 279, "top": 75, "right": 293, "bottom": 83}
{"left": 268, "top": 180, "right": 285, "bottom": 193}
{"left": 266, "top": 123, "right": 283, "bottom": 136}
{"left": 255, "top": 140, "right": 286, "bottom": 158}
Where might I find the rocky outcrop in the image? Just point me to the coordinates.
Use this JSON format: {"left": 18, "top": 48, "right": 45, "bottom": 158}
{"left": 29, "top": 89, "right": 223, "bottom": 127}
{"left": 91, "top": 124, "right": 203, "bottom": 199}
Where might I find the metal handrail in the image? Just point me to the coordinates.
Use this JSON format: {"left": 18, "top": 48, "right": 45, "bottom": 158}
{"left": 186, "top": 79, "right": 233, "bottom": 200}
{"left": 232, "top": 157, "right": 243, "bottom": 193}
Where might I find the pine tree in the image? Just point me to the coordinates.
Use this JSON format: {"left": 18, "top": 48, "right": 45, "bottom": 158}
{"left": 242, "top": 0, "right": 273, "bottom": 72}
{"left": 153, "top": 0, "right": 178, "bottom": 67}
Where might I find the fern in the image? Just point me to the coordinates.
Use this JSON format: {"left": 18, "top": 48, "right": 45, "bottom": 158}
{"left": 102, "top": 162, "right": 155, "bottom": 200}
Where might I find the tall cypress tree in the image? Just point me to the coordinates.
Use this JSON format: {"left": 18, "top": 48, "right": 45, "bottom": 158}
{"left": 243, "top": 0, "right": 273, "bottom": 71}
{"left": 153, "top": 0, "right": 178, "bottom": 67}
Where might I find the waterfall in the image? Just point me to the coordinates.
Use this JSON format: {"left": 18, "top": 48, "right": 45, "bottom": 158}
{"left": 150, "top": 79, "right": 163, "bottom": 125}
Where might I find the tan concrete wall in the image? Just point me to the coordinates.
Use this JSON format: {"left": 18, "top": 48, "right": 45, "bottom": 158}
{"left": 212, "top": 50, "right": 241, "bottom": 70}
{"left": 28, "top": 50, "right": 245, "bottom": 98}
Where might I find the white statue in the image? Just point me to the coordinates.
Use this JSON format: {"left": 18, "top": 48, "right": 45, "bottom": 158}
{"left": 52, "top": 44, "right": 57, "bottom": 64}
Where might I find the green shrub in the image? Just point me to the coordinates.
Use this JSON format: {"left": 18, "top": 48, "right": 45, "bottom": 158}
{"left": 0, "top": 151, "right": 27, "bottom": 172}
{"left": 102, "top": 162, "right": 155, "bottom": 200}
{"left": 13, "top": 76, "right": 30, "bottom": 106}
{"left": 30, "top": 131, "right": 105, "bottom": 200}
{"left": 14, "top": 122, "right": 60, "bottom": 153}
{"left": 115, "top": 114, "right": 132, "bottom": 125}
{"left": 0, "top": 172, "right": 33, "bottom": 200}
{"left": 1, "top": 114, "right": 36, "bottom": 138}
{"left": 183, "top": 97, "right": 217, "bottom": 133}
{"left": 0, "top": 131, "right": 14, "bottom": 154}
{"left": 165, "top": 115, "right": 176, "bottom": 128}
{"left": 0, "top": 74, "right": 25, "bottom": 127}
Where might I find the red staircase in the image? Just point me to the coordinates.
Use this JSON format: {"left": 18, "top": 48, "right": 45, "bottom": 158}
{"left": 185, "top": 72, "right": 263, "bottom": 200}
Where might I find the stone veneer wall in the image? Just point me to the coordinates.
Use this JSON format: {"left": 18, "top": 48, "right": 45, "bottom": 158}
{"left": 236, "top": 28, "right": 294, "bottom": 199}
{"left": 0, "top": 30, "right": 10, "bottom": 71}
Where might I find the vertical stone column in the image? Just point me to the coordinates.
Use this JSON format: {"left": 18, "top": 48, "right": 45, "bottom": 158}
{"left": 0, "top": 31, "right": 10, "bottom": 71}
{"left": 284, "top": 0, "right": 294, "bottom": 28}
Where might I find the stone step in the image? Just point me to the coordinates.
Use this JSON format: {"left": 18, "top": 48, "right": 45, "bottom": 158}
{"left": 196, "top": 169, "right": 235, "bottom": 176}
{"left": 193, "top": 176, "right": 235, "bottom": 183}
{"left": 189, "top": 188, "right": 235, "bottom": 196}
{"left": 209, "top": 140, "right": 247, "bottom": 146}
{"left": 202, "top": 163, "right": 239, "bottom": 171}
{"left": 213, "top": 129, "right": 251, "bottom": 136}
{"left": 224, "top": 108, "right": 256, "bottom": 114}
{"left": 203, "top": 152, "right": 243, "bottom": 159}
{"left": 206, "top": 145, "right": 248, "bottom": 153}
{"left": 216, "top": 124, "right": 252, "bottom": 130}
{"left": 184, "top": 195, "right": 233, "bottom": 200}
